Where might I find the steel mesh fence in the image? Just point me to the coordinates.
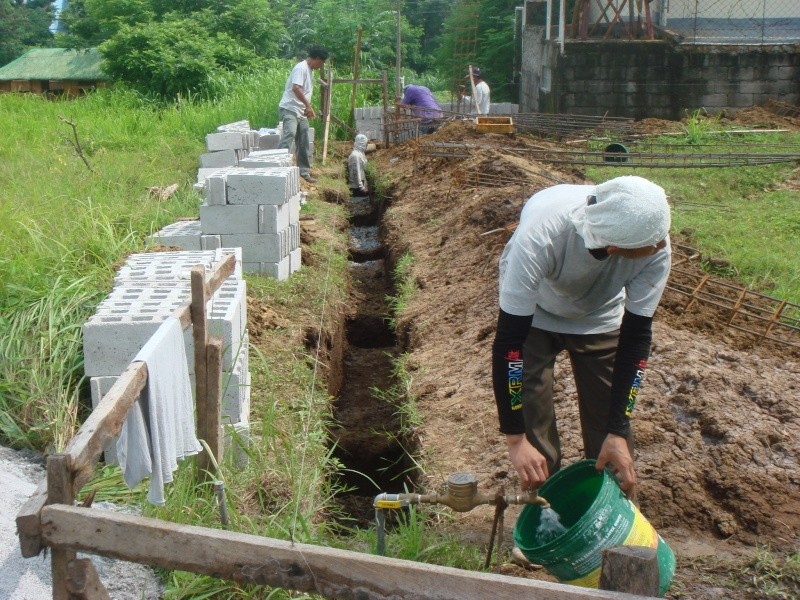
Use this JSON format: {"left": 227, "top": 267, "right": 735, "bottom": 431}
{"left": 660, "top": 0, "right": 800, "bottom": 44}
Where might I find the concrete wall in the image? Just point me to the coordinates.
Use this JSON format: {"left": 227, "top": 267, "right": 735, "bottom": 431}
{"left": 520, "top": 32, "right": 800, "bottom": 119}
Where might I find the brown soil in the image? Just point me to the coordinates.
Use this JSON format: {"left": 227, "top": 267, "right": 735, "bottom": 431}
{"left": 343, "top": 114, "right": 800, "bottom": 598}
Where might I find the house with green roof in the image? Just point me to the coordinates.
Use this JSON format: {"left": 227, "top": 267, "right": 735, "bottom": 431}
{"left": 0, "top": 48, "right": 107, "bottom": 95}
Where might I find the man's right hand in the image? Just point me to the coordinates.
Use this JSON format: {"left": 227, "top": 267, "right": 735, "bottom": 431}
{"left": 506, "top": 434, "right": 548, "bottom": 489}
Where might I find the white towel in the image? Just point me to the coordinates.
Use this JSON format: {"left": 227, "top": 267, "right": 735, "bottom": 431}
{"left": 570, "top": 175, "right": 670, "bottom": 249}
{"left": 117, "top": 316, "right": 201, "bottom": 505}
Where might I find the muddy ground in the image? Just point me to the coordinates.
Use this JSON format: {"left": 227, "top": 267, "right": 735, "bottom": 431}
{"left": 302, "top": 109, "right": 800, "bottom": 598}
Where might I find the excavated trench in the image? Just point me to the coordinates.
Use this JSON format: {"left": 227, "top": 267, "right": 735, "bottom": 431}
{"left": 328, "top": 190, "right": 419, "bottom": 525}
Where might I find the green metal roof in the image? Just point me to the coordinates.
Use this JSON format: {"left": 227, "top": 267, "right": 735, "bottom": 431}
{"left": 0, "top": 48, "right": 107, "bottom": 81}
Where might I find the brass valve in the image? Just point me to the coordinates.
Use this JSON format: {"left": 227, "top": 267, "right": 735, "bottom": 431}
{"left": 374, "top": 472, "right": 549, "bottom": 512}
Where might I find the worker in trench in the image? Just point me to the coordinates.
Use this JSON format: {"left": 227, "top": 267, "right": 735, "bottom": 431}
{"left": 347, "top": 133, "right": 370, "bottom": 197}
{"left": 491, "top": 175, "right": 671, "bottom": 499}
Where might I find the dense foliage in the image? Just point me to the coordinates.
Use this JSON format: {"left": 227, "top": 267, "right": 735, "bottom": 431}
{"left": 47, "top": 0, "right": 518, "bottom": 101}
{"left": 0, "top": 0, "right": 55, "bottom": 66}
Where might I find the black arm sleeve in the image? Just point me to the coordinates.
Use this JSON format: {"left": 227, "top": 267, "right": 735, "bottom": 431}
{"left": 607, "top": 310, "right": 654, "bottom": 438}
{"left": 491, "top": 309, "right": 533, "bottom": 435}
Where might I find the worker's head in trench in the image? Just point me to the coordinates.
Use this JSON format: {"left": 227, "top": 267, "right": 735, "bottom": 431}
{"left": 354, "top": 134, "right": 368, "bottom": 152}
{"left": 571, "top": 175, "right": 671, "bottom": 258}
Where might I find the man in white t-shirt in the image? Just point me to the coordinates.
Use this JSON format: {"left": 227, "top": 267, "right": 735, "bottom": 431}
{"left": 491, "top": 176, "right": 671, "bottom": 498}
{"left": 460, "top": 67, "right": 491, "bottom": 115}
{"left": 278, "top": 45, "right": 329, "bottom": 183}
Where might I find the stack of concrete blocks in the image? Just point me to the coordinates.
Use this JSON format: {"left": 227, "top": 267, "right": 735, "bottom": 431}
{"left": 197, "top": 120, "right": 260, "bottom": 184}
{"left": 353, "top": 106, "right": 384, "bottom": 142}
{"left": 145, "top": 220, "right": 220, "bottom": 252}
{"left": 199, "top": 164, "right": 303, "bottom": 279}
{"left": 83, "top": 248, "right": 251, "bottom": 465}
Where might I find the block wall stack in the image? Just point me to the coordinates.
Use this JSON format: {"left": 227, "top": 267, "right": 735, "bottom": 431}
{"left": 149, "top": 121, "right": 306, "bottom": 281}
{"left": 199, "top": 164, "right": 303, "bottom": 277}
{"left": 83, "top": 247, "right": 250, "bottom": 464}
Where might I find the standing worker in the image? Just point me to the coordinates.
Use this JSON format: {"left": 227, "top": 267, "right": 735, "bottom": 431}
{"left": 347, "top": 134, "right": 369, "bottom": 197}
{"left": 460, "top": 67, "right": 491, "bottom": 115}
{"left": 278, "top": 45, "right": 330, "bottom": 184}
{"left": 491, "top": 176, "right": 672, "bottom": 498}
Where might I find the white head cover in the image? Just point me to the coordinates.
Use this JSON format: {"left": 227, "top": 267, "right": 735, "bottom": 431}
{"left": 354, "top": 134, "right": 368, "bottom": 151}
{"left": 570, "top": 175, "right": 670, "bottom": 249}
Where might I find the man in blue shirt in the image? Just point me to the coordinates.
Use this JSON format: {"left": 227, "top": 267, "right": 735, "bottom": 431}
{"left": 400, "top": 84, "right": 443, "bottom": 132}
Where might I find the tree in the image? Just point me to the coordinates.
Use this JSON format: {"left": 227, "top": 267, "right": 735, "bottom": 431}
{"left": 0, "top": 0, "right": 55, "bottom": 66}
{"left": 305, "top": 0, "right": 422, "bottom": 73}
{"left": 99, "top": 17, "right": 258, "bottom": 97}
{"left": 435, "top": 0, "right": 519, "bottom": 101}
{"left": 60, "top": 0, "right": 285, "bottom": 57}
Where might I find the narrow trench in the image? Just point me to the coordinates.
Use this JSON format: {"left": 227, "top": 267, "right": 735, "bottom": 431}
{"left": 328, "top": 188, "right": 419, "bottom": 526}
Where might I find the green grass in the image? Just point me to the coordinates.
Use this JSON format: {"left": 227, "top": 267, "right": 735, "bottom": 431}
{"left": 586, "top": 129, "right": 800, "bottom": 304}
{"left": 5, "top": 84, "right": 800, "bottom": 597}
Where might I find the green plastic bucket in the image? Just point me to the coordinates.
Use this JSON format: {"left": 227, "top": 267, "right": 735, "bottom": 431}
{"left": 514, "top": 459, "right": 675, "bottom": 596}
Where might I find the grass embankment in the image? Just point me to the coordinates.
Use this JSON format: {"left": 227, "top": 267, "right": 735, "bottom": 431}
{"left": 3, "top": 82, "right": 799, "bottom": 596}
{"left": 0, "top": 70, "right": 362, "bottom": 597}
{"left": 587, "top": 127, "right": 800, "bottom": 305}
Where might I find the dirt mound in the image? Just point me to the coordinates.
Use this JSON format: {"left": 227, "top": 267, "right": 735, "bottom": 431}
{"left": 372, "top": 119, "right": 800, "bottom": 596}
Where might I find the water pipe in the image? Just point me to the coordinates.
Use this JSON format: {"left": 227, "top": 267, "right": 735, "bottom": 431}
{"left": 373, "top": 473, "right": 550, "bottom": 555}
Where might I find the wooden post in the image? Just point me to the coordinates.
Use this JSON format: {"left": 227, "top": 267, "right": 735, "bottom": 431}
{"left": 381, "top": 70, "right": 389, "bottom": 148}
{"left": 599, "top": 546, "right": 660, "bottom": 596}
{"left": 350, "top": 27, "right": 363, "bottom": 118}
{"left": 191, "top": 265, "right": 210, "bottom": 475}
{"left": 47, "top": 454, "right": 76, "bottom": 600}
{"left": 467, "top": 64, "right": 481, "bottom": 115}
{"left": 66, "top": 558, "right": 112, "bottom": 600}
{"left": 205, "top": 337, "right": 224, "bottom": 468}
{"left": 321, "top": 66, "right": 333, "bottom": 165}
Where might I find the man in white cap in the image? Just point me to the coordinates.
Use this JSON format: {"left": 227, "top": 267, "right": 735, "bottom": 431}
{"left": 491, "top": 176, "right": 671, "bottom": 498}
{"left": 347, "top": 133, "right": 369, "bottom": 197}
{"left": 460, "top": 67, "right": 490, "bottom": 115}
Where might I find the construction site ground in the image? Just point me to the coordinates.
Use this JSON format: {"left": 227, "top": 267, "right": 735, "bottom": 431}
{"left": 299, "top": 108, "right": 800, "bottom": 599}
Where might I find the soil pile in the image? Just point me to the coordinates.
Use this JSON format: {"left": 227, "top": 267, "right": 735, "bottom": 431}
{"left": 369, "top": 116, "right": 800, "bottom": 597}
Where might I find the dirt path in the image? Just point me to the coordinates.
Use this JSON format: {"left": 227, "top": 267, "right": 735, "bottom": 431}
{"left": 364, "top": 116, "right": 800, "bottom": 598}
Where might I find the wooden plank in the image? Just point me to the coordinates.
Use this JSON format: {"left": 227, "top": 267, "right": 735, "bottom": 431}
{"left": 66, "top": 558, "right": 112, "bottom": 600}
{"left": 331, "top": 114, "right": 356, "bottom": 136}
{"left": 47, "top": 455, "right": 76, "bottom": 600}
{"left": 204, "top": 336, "right": 223, "bottom": 470}
{"left": 191, "top": 265, "right": 210, "bottom": 475}
{"left": 600, "top": 546, "right": 659, "bottom": 596}
{"left": 64, "top": 361, "right": 148, "bottom": 483}
{"left": 16, "top": 478, "right": 48, "bottom": 557}
{"left": 206, "top": 254, "right": 236, "bottom": 295}
{"left": 41, "top": 505, "right": 650, "bottom": 600}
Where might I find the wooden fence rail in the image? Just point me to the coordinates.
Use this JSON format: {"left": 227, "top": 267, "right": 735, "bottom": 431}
{"left": 16, "top": 251, "right": 655, "bottom": 600}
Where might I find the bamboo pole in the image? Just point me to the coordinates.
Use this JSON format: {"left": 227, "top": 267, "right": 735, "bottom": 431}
{"left": 350, "top": 27, "right": 363, "bottom": 118}
{"left": 322, "top": 67, "right": 333, "bottom": 165}
{"left": 382, "top": 71, "right": 389, "bottom": 147}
